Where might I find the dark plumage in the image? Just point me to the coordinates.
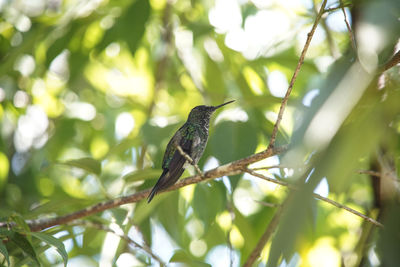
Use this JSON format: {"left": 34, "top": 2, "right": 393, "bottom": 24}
{"left": 147, "top": 100, "right": 235, "bottom": 203}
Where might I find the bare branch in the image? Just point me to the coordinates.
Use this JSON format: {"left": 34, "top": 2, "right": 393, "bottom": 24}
{"left": 383, "top": 49, "right": 400, "bottom": 71}
{"left": 339, "top": 0, "right": 357, "bottom": 51}
{"left": 245, "top": 168, "right": 383, "bottom": 227}
{"left": 312, "top": 193, "right": 383, "bottom": 227}
{"left": 243, "top": 166, "right": 383, "bottom": 266}
{"left": 243, "top": 197, "right": 287, "bottom": 267}
{"left": 70, "top": 220, "right": 165, "bottom": 266}
{"left": 324, "top": 2, "right": 353, "bottom": 13}
{"left": 253, "top": 200, "right": 280, "bottom": 208}
{"left": 268, "top": 0, "right": 328, "bottom": 149}
{"left": 0, "top": 146, "right": 285, "bottom": 232}
{"left": 251, "top": 165, "right": 293, "bottom": 171}
{"left": 357, "top": 169, "right": 382, "bottom": 177}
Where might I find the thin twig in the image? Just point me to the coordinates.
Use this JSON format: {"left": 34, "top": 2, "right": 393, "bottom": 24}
{"left": 251, "top": 165, "right": 291, "bottom": 170}
{"left": 243, "top": 197, "right": 288, "bottom": 267}
{"left": 267, "top": 0, "right": 328, "bottom": 149}
{"left": 245, "top": 168, "right": 383, "bottom": 227}
{"left": 339, "top": 0, "right": 357, "bottom": 51}
{"left": 357, "top": 169, "right": 381, "bottom": 177}
{"left": 312, "top": 194, "right": 383, "bottom": 227}
{"left": 324, "top": 2, "right": 353, "bottom": 13}
{"left": 0, "top": 146, "right": 285, "bottom": 232}
{"left": 383, "top": 50, "right": 400, "bottom": 71}
{"left": 315, "top": 0, "right": 340, "bottom": 58}
{"left": 176, "top": 144, "right": 204, "bottom": 177}
{"left": 357, "top": 169, "right": 399, "bottom": 184}
{"left": 70, "top": 220, "right": 165, "bottom": 266}
{"left": 254, "top": 200, "right": 280, "bottom": 208}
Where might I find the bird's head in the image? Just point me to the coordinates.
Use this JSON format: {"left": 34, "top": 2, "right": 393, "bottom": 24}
{"left": 187, "top": 100, "right": 235, "bottom": 122}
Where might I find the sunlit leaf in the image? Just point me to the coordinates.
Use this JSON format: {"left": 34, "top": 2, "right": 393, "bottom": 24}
{"left": 10, "top": 232, "right": 40, "bottom": 265}
{"left": 11, "top": 213, "right": 30, "bottom": 234}
{"left": 210, "top": 121, "right": 258, "bottom": 164}
{"left": 169, "top": 249, "right": 211, "bottom": 267}
{"left": 0, "top": 240, "right": 10, "bottom": 266}
{"left": 97, "top": 0, "right": 151, "bottom": 54}
{"left": 31, "top": 232, "right": 68, "bottom": 267}
{"left": 192, "top": 181, "right": 226, "bottom": 229}
{"left": 122, "top": 168, "right": 162, "bottom": 183}
{"left": 60, "top": 157, "right": 102, "bottom": 175}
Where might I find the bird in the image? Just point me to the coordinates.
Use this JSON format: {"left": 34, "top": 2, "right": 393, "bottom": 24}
{"left": 147, "top": 100, "right": 235, "bottom": 203}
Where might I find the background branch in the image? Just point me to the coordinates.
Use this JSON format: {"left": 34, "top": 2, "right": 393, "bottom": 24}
{"left": 267, "top": 0, "right": 328, "bottom": 149}
{"left": 245, "top": 168, "right": 383, "bottom": 227}
{"left": 243, "top": 198, "right": 287, "bottom": 267}
{"left": 70, "top": 220, "right": 165, "bottom": 266}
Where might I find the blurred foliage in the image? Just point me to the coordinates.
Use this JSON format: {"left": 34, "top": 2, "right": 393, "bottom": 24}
{"left": 0, "top": 0, "right": 399, "bottom": 266}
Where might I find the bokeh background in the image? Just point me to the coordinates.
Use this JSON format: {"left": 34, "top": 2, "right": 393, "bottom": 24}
{"left": 0, "top": 0, "right": 399, "bottom": 266}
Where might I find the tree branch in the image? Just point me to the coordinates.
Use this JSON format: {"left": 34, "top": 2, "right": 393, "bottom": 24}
{"left": 243, "top": 198, "right": 287, "bottom": 267}
{"left": 383, "top": 49, "right": 400, "bottom": 71}
{"left": 267, "top": 0, "right": 328, "bottom": 149}
{"left": 70, "top": 220, "right": 165, "bottom": 266}
{"left": 339, "top": 0, "right": 357, "bottom": 51}
{"left": 245, "top": 168, "right": 383, "bottom": 227}
{"left": 243, "top": 167, "right": 383, "bottom": 266}
{"left": 0, "top": 146, "right": 285, "bottom": 232}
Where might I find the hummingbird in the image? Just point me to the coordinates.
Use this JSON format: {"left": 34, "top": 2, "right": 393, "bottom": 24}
{"left": 147, "top": 100, "right": 235, "bottom": 203}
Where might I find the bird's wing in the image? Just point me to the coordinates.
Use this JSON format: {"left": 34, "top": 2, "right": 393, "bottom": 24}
{"left": 166, "top": 131, "right": 192, "bottom": 183}
{"left": 147, "top": 127, "right": 193, "bottom": 203}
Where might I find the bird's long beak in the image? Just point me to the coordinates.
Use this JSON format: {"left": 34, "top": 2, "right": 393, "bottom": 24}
{"left": 213, "top": 100, "right": 235, "bottom": 110}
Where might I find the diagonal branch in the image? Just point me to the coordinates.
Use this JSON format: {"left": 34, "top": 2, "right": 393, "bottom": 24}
{"left": 243, "top": 197, "right": 288, "bottom": 267}
{"left": 383, "top": 49, "right": 400, "bottom": 71}
{"left": 1, "top": 146, "right": 285, "bottom": 232}
{"left": 243, "top": 167, "right": 382, "bottom": 266}
{"left": 69, "top": 220, "right": 165, "bottom": 266}
{"left": 268, "top": 0, "right": 328, "bottom": 149}
{"left": 339, "top": 0, "right": 357, "bottom": 51}
{"left": 245, "top": 168, "right": 383, "bottom": 227}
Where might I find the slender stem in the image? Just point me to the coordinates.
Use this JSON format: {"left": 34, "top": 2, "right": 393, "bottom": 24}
{"left": 268, "top": 0, "right": 328, "bottom": 149}
{"left": 70, "top": 220, "right": 165, "bottom": 266}
{"left": 243, "top": 197, "right": 288, "bottom": 267}
{"left": 357, "top": 169, "right": 381, "bottom": 177}
{"left": 176, "top": 144, "right": 204, "bottom": 177}
{"left": 245, "top": 168, "right": 383, "bottom": 227}
{"left": 339, "top": 0, "right": 357, "bottom": 51}
{"left": 383, "top": 50, "right": 400, "bottom": 71}
{"left": 0, "top": 146, "right": 284, "bottom": 232}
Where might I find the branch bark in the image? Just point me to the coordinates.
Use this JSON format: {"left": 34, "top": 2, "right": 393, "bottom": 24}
{"left": 267, "top": 0, "right": 328, "bottom": 149}
{"left": 245, "top": 0, "right": 328, "bottom": 265}
{"left": 8, "top": 146, "right": 285, "bottom": 232}
{"left": 246, "top": 168, "right": 383, "bottom": 227}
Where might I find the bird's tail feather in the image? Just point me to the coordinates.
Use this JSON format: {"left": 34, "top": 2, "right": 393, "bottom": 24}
{"left": 147, "top": 168, "right": 185, "bottom": 203}
{"left": 147, "top": 169, "right": 168, "bottom": 203}
{"left": 147, "top": 187, "right": 157, "bottom": 203}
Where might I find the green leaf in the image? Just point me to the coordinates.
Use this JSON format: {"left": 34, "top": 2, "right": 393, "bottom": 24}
{"left": 210, "top": 121, "right": 258, "bottom": 164}
{"left": 169, "top": 249, "right": 211, "bottom": 267}
{"left": 122, "top": 168, "right": 162, "bottom": 183}
{"left": 10, "top": 232, "right": 40, "bottom": 265}
{"left": 204, "top": 56, "right": 225, "bottom": 97}
{"left": 10, "top": 214, "right": 30, "bottom": 234}
{"left": 0, "top": 241, "right": 10, "bottom": 266}
{"left": 60, "top": 157, "right": 101, "bottom": 175}
{"left": 192, "top": 181, "right": 225, "bottom": 229}
{"left": 97, "top": 0, "right": 151, "bottom": 54}
{"left": 109, "top": 208, "right": 128, "bottom": 226}
{"left": 156, "top": 192, "right": 187, "bottom": 246}
{"left": 31, "top": 232, "right": 68, "bottom": 267}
